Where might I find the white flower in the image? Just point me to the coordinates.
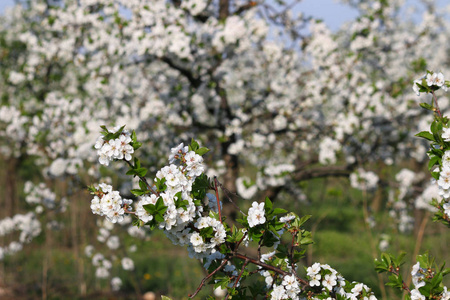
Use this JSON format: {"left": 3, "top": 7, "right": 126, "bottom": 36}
{"left": 309, "top": 273, "right": 321, "bottom": 286}
{"left": 95, "top": 267, "right": 109, "bottom": 279}
{"left": 190, "top": 232, "right": 203, "bottom": 246}
{"left": 121, "top": 257, "right": 135, "bottom": 271}
{"left": 106, "top": 235, "right": 120, "bottom": 250}
{"left": 111, "top": 277, "right": 122, "bottom": 291}
{"left": 248, "top": 201, "right": 266, "bottom": 228}
{"left": 271, "top": 284, "right": 287, "bottom": 300}
{"left": 322, "top": 273, "right": 337, "bottom": 291}
{"left": 282, "top": 274, "right": 299, "bottom": 291}
{"left": 85, "top": 245, "right": 94, "bottom": 257}
{"left": 443, "top": 128, "right": 450, "bottom": 142}
{"left": 427, "top": 72, "right": 445, "bottom": 88}
{"left": 410, "top": 288, "right": 425, "bottom": 300}
{"left": 413, "top": 79, "right": 421, "bottom": 96}
{"left": 307, "top": 262, "right": 321, "bottom": 276}
{"left": 411, "top": 262, "right": 426, "bottom": 289}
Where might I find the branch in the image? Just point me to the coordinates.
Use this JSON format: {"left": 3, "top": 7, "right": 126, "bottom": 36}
{"left": 160, "top": 56, "right": 202, "bottom": 88}
{"left": 234, "top": 1, "right": 258, "bottom": 15}
{"left": 189, "top": 258, "right": 229, "bottom": 298}
{"left": 292, "top": 164, "right": 355, "bottom": 182}
{"left": 234, "top": 253, "right": 309, "bottom": 287}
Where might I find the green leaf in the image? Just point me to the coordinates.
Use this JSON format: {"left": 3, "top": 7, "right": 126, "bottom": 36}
{"left": 394, "top": 252, "right": 406, "bottom": 267}
{"left": 200, "top": 227, "right": 214, "bottom": 238}
{"left": 431, "top": 171, "right": 440, "bottom": 180}
{"left": 154, "top": 213, "right": 165, "bottom": 223}
{"left": 195, "top": 147, "right": 210, "bottom": 156}
{"left": 126, "top": 169, "right": 137, "bottom": 176}
{"left": 264, "top": 197, "right": 273, "bottom": 211}
{"left": 136, "top": 167, "right": 147, "bottom": 177}
{"left": 272, "top": 208, "right": 288, "bottom": 215}
{"left": 381, "top": 253, "right": 392, "bottom": 267}
{"left": 130, "top": 130, "right": 142, "bottom": 150}
{"left": 189, "top": 138, "right": 200, "bottom": 151}
{"left": 134, "top": 157, "right": 141, "bottom": 168}
{"left": 296, "top": 215, "right": 312, "bottom": 228}
{"left": 431, "top": 121, "right": 443, "bottom": 135}
{"left": 428, "top": 155, "right": 440, "bottom": 170}
{"left": 131, "top": 189, "right": 146, "bottom": 196}
{"left": 161, "top": 296, "right": 172, "bottom": 300}
{"left": 139, "top": 180, "right": 148, "bottom": 191}
{"left": 415, "top": 131, "right": 435, "bottom": 142}
{"left": 143, "top": 203, "right": 156, "bottom": 214}
{"left": 155, "top": 178, "right": 167, "bottom": 192}
{"left": 419, "top": 102, "right": 433, "bottom": 111}
{"left": 299, "top": 230, "right": 313, "bottom": 245}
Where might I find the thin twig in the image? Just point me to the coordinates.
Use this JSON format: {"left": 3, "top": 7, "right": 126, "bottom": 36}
{"left": 214, "top": 176, "right": 223, "bottom": 223}
{"left": 215, "top": 179, "right": 246, "bottom": 215}
{"left": 125, "top": 160, "right": 159, "bottom": 196}
{"left": 229, "top": 259, "right": 249, "bottom": 294}
{"left": 431, "top": 91, "right": 443, "bottom": 119}
{"left": 189, "top": 258, "right": 229, "bottom": 298}
{"left": 234, "top": 253, "right": 309, "bottom": 287}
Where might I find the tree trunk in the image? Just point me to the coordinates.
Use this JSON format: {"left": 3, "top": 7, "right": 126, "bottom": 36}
{"left": 219, "top": 0, "right": 229, "bottom": 20}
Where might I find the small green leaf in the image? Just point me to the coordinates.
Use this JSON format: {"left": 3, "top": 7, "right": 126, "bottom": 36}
{"left": 189, "top": 138, "right": 200, "bottom": 151}
{"left": 264, "top": 197, "right": 273, "bottom": 211}
{"left": 136, "top": 167, "right": 148, "bottom": 177}
{"left": 419, "top": 102, "right": 433, "bottom": 111}
{"left": 428, "top": 155, "right": 440, "bottom": 170}
{"left": 139, "top": 180, "right": 148, "bottom": 191}
{"left": 272, "top": 208, "right": 288, "bottom": 215}
{"left": 195, "top": 147, "right": 210, "bottom": 156}
{"left": 415, "top": 131, "right": 435, "bottom": 142}
{"left": 143, "top": 203, "right": 156, "bottom": 214}
{"left": 131, "top": 189, "right": 146, "bottom": 196}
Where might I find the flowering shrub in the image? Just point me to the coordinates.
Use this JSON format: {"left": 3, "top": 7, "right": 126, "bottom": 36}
{"left": 90, "top": 130, "right": 382, "bottom": 299}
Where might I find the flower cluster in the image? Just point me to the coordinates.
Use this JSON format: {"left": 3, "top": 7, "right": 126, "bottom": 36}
{"left": 350, "top": 168, "right": 379, "bottom": 191}
{"left": 94, "top": 127, "right": 134, "bottom": 166}
{"left": 306, "top": 262, "right": 377, "bottom": 299}
{"left": 90, "top": 183, "right": 132, "bottom": 223}
{"left": 248, "top": 201, "right": 266, "bottom": 228}
{"left": 0, "top": 212, "right": 41, "bottom": 260}
{"left": 24, "top": 181, "right": 68, "bottom": 214}
{"left": 437, "top": 151, "right": 450, "bottom": 207}
{"left": 91, "top": 135, "right": 383, "bottom": 298}
{"left": 413, "top": 71, "right": 448, "bottom": 96}
{"left": 407, "top": 260, "right": 450, "bottom": 300}
{"left": 414, "top": 71, "right": 450, "bottom": 225}
{"left": 92, "top": 252, "right": 113, "bottom": 279}
{"left": 270, "top": 274, "right": 301, "bottom": 300}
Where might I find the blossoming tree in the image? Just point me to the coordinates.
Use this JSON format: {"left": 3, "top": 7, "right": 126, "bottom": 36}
{"left": 1, "top": 0, "right": 450, "bottom": 298}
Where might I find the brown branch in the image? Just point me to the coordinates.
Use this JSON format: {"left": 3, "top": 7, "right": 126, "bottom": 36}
{"left": 189, "top": 258, "right": 229, "bottom": 298}
{"left": 234, "top": 1, "right": 258, "bottom": 15}
{"left": 292, "top": 164, "right": 355, "bottom": 182}
{"left": 234, "top": 253, "right": 309, "bottom": 287}
{"left": 160, "top": 56, "right": 202, "bottom": 88}
{"left": 229, "top": 258, "right": 249, "bottom": 295}
{"left": 431, "top": 91, "right": 443, "bottom": 119}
